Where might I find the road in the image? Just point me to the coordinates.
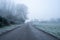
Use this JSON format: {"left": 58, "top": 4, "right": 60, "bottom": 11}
{"left": 0, "top": 23, "right": 59, "bottom": 40}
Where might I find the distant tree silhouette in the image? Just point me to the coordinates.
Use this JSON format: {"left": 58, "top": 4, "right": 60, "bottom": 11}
{"left": 0, "top": 0, "right": 28, "bottom": 27}
{"left": 0, "top": 16, "right": 10, "bottom": 28}
{"left": 57, "top": 18, "right": 60, "bottom": 23}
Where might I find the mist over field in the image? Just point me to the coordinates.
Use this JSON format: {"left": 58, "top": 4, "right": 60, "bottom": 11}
{"left": 0, "top": 0, "right": 60, "bottom": 21}
{"left": 16, "top": 0, "right": 60, "bottom": 21}
{"left": 11, "top": 0, "right": 60, "bottom": 22}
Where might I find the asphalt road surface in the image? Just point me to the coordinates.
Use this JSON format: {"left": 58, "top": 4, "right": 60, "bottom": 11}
{"left": 0, "top": 23, "right": 59, "bottom": 40}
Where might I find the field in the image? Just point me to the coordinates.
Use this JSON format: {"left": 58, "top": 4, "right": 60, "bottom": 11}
{"left": 32, "top": 22, "right": 60, "bottom": 38}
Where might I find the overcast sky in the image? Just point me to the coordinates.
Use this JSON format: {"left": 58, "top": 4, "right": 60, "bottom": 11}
{"left": 14, "top": 0, "right": 60, "bottom": 21}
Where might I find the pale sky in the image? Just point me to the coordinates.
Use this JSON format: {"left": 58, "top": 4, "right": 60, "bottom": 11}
{"left": 14, "top": 0, "right": 60, "bottom": 21}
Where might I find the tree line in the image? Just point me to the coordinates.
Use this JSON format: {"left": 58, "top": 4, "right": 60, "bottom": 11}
{"left": 0, "top": 0, "right": 28, "bottom": 28}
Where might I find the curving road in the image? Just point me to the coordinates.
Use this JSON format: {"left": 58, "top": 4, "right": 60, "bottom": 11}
{"left": 0, "top": 23, "right": 59, "bottom": 40}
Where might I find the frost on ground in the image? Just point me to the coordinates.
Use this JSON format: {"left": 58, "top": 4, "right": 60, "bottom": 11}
{"left": 0, "top": 24, "right": 21, "bottom": 35}
{"left": 32, "top": 22, "right": 60, "bottom": 38}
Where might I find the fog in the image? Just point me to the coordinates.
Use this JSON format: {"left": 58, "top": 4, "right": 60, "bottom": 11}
{"left": 14, "top": 0, "right": 60, "bottom": 21}
{"left": 6, "top": 0, "right": 60, "bottom": 21}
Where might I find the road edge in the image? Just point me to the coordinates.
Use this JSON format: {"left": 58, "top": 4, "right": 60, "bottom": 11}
{"left": 0, "top": 24, "right": 23, "bottom": 36}
{"left": 33, "top": 25, "right": 60, "bottom": 40}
